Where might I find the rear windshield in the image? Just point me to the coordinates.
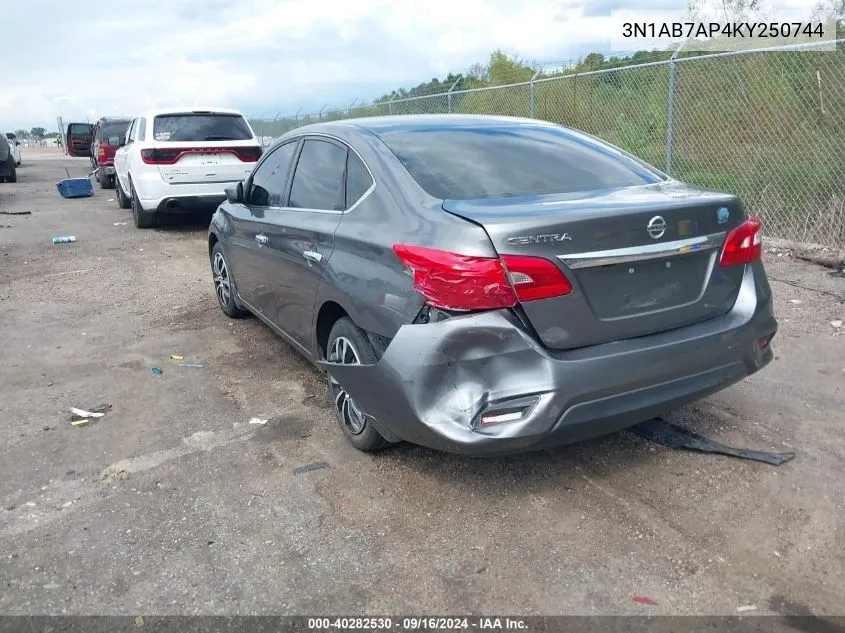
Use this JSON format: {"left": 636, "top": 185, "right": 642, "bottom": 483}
{"left": 152, "top": 114, "right": 252, "bottom": 142}
{"left": 377, "top": 125, "right": 665, "bottom": 200}
{"left": 101, "top": 120, "right": 131, "bottom": 138}
{"left": 69, "top": 124, "right": 92, "bottom": 135}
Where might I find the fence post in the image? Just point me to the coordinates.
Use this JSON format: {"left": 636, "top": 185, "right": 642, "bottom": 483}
{"left": 318, "top": 105, "right": 327, "bottom": 122}
{"left": 529, "top": 69, "right": 541, "bottom": 118}
{"left": 348, "top": 98, "right": 358, "bottom": 118}
{"left": 447, "top": 77, "right": 461, "bottom": 113}
{"left": 388, "top": 93, "right": 395, "bottom": 116}
{"left": 665, "top": 40, "right": 686, "bottom": 176}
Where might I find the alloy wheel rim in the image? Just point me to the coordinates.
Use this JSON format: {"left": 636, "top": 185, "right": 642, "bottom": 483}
{"left": 328, "top": 336, "right": 366, "bottom": 435}
{"left": 212, "top": 252, "right": 232, "bottom": 309}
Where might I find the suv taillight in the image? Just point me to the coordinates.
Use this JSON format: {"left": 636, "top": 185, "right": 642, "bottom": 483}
{"left": 719, "top": 217, "right": 762, "bottom": 267}
{"left": 392, "top": 244, "right": 572, "bottom": 311}
{"left": 141, "top": 146, "right": 262, "bottom": 165}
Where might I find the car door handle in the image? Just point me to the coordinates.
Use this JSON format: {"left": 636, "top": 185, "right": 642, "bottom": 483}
{"left": 302, "top": 250, "right": 323, "bottom": 263}
{"left": 255, "top": 234, "right": 268, "bottom": 246}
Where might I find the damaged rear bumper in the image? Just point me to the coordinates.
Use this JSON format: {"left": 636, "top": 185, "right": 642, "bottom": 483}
{"left": 321, "top": 263, "right": 777, "bottom": 455}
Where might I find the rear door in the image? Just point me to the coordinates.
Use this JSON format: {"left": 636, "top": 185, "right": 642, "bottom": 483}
{"left": 114, "top": 118, "right": 136, "bottom": 191}
{"left": 65, "top": 123, "right": 93, "bottom": 157}
{"left": 148, "top": 112, "right": 259, "bottom": 185}
{"left": 379, "top": 122, "right": 746, "bottom": 350}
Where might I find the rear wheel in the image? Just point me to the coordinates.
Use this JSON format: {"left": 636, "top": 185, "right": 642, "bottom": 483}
{"left": 4, "top": 158, "right": 16, "bottom": 183}
{"left": 130, "top": 180, "right": 155, "bottom": 228}
{"left": 327, "top": 317, "right": 388, "bottom": 453}
{"left": 98, "top": 172, "right": 114, "bottom": 189}
{"left": 210, "top": 243, "right": 248, "bottom": 318}
{"left": 115, "top": 176, "right": 131, "bottom": 209}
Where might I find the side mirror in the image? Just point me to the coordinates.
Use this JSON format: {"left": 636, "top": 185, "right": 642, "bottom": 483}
{"left": 15, "top": 141, "right": 20, "bottom": 147}
{"left": 108, "top": 136, "right": 122, "bottom": 147}
{"left": 225, "top": 181, "right": 244, "bottom": 204}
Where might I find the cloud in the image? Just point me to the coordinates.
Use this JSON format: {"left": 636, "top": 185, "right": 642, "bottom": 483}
{"left": 0, "top": 0, "right": 822, "bottom": 130}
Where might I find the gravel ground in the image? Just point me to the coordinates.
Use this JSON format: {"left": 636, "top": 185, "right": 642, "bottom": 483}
{"left": 0, "top": 157, "right": 843, "bottom": 616}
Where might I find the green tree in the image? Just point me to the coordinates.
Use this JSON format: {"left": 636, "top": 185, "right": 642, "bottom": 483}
{"left": 14, "top": 129, "right": 29, "bottom": 140}
{"left": 30, "top": 127, "right": 46, "bottom": 138}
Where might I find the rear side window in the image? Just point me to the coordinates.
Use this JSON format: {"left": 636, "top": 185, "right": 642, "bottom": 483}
{"left": 345, "top": 152, "right": 373, "bottom": 209}
{"left": 102, "top": 120, "right": 131, "bottom": 141}
{"left": 377, "top": 125, "right": 665, "bottom": 200}
{"left": 288, "top": 139, "right": 347, "bottom": 211}
{"left": 248, "top": 141, "right": 297, "bottom": 207}
{"left": 152, "top": 114, "right": 252, "bottom": 142}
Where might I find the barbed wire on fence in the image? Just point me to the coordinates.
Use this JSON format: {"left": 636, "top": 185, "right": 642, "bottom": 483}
{"left": 250, "top": 40, "right": 845, "bottom": 250}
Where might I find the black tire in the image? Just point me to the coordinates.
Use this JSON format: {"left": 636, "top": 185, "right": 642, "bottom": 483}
{"left": 327, "top": 317, "right": 388, "bottom": 453}
{"left": 210, "top": 243, "right": 248, "bottom": 318}
{"left": 5, "top": 158, "right": 16, "bottom": 183}
{"left": 116, "top": 177, "right": 131, "bottom": 208}
{"left": 130, "top": 180, "right": 155, "bottom": 228}
{"left": 101, "top": 175, "right": 115, "bottom": 189}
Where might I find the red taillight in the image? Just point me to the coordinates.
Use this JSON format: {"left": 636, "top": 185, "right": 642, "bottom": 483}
{"left": 141, "top": 146, "right": 262, "bottom": 165}
{"left": 719, "top": 217, "right": 762, "bottom": 267}
{"left": 392, "top": 245, "right": 572, "bottom": 311}
{"left": 501, "top": 255, "right": 573, "bottom": 301}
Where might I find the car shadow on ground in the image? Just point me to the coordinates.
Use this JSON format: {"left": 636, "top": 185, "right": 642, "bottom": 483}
{"left": 154, "top": 209, "right": 215, "bottom": 231}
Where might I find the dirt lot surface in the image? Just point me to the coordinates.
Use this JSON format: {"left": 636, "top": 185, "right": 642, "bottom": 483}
{"left": 1, "top": 158, "right": 843, "bottom": 616}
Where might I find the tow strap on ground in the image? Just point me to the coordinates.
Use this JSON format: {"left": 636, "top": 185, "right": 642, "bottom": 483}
{"left": 631, "top": 418, "right": 796, "bottom": 466}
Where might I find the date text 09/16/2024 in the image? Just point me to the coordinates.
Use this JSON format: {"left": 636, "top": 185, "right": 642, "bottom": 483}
{"left": 307, "top": 617, "right": 529, "bottom": 630}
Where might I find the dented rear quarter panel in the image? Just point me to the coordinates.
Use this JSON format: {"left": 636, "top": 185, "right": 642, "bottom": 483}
{"left": 306, "top": 125, "right": 499, "bottom": 353}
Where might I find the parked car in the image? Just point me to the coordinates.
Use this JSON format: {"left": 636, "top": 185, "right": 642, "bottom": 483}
{"left": 0, "top": 133, "right": 16, "bottom": 182}
{"left": 208, "top": 114, "right": 777, "bottom": 455}
{"left": 65, "top": 122, "right": 93, "bottom": 157}
{"left": 5, "top": 132, "right": 21, "bottom": 166}
{"left": 90, "top": 117, "right": 131, "bottom": 189}
{"left": 113, "top": 107, "right": 262, "bottom": 228}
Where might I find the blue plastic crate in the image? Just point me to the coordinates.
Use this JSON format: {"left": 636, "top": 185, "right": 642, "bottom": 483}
{"left": 57, "top": 177, "right": 94, "bottom": 199}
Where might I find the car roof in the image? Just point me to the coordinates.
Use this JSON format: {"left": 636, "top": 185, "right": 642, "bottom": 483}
{"left": 289, "top": 114, "right": 567, "bottom": 138}
{"left": 144, "top": 107, "right": 246, "bottom": 118}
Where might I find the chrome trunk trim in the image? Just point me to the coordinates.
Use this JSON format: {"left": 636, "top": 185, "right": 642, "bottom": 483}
{"left": 559, "top": 232, "right": 726, "bottom": 269}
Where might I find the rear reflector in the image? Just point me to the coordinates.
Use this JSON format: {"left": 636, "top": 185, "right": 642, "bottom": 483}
{"left": 392, "top": 245, "right": 572, "bottom": 311}
{"left": 501, "top": 255, "right": 573, "bottom": 301}
{"left": 141, "top": 146, "right": 262, "bottom": 165}
{"left": 476, "top": 395, "right": 541, "bottom": 428}
{"left": 719, "top": 217, "right": 762, "bottom": 267}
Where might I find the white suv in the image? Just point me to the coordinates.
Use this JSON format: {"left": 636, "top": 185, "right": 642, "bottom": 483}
{"left": 113, "top": 107, "right": 262, "bottom": 228}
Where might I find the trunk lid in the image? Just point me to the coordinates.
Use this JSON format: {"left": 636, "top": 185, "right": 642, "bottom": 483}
{"left": 442, "top": 181, "right": 747, "bottom": 350}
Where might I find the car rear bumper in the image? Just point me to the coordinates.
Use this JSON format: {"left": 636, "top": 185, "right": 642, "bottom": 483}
{"left": 134, "top": 174, "right": 238, "bottom": 213}
{"left": 321, "top": 261, "right": 778, "bottom": 455}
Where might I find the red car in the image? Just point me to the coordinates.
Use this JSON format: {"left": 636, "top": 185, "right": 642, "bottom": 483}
{"left": 89, "top": 117, "right": 131, "bottom": 189}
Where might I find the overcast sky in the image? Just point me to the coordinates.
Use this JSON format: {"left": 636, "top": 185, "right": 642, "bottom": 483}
{"left": 1, "top": 0, "right": 823, "bottom": 131}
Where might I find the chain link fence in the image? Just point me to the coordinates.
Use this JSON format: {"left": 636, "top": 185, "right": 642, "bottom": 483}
{"left": 252, "top": 42, "right": 845, "bottom": 251}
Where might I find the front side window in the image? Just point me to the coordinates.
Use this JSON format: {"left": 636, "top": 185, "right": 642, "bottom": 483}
{"left": 288, "top": 139, "right": 347, "bottom": 211}
{"left": 247, "top": 141, "right": 297, "bottom": 206}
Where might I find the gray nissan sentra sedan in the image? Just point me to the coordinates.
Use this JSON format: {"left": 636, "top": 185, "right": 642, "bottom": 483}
{"left": 208, "top": 114, "right": 777, "bottom": 455}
